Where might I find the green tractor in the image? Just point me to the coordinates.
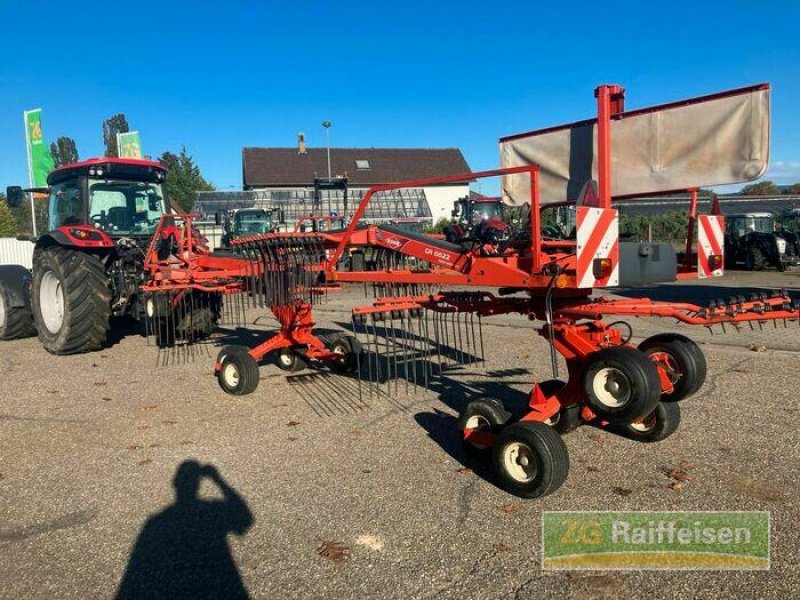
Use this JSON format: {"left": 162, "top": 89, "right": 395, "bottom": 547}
{"left": 724, "top": 212, "right": 800, "bottom": 271}
{"left": 218, "top": 208, "right": 276, "bottom": 246}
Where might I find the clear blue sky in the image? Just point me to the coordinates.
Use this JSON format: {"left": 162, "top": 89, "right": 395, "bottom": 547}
{"left": 1, "top": 0, "right": 799, "bottom": 191}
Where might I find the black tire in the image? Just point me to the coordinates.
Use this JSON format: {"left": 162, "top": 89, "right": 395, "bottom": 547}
{"left": 638, "top": 334, "right": 707, "bottom": 402}
{"left": 458, "top": 398, "right": 511, "bottom": 459}
{"left": 327, "top": 334, "right": 362, "bottom": 374}
{"left": 216, "top": 345, "right": 260, "bottom": 395}
{"left": 621, "top": 401, "right": 681, "bottom": 443}
{"left": 0, "top": 281, "right": 35, "bottom": 340}
{"left": 276, "top": 347, "right": 308, "bottom": 372}
{"left": 536, "top": 380, "right": 582, "bottom": 434}
{"left": 31, "top": 247, "right": 111, "bottom": 354}
{"left": 583, "top": 346, "right": 660, "bottom": 424}
{"left": 491, "top": 421, "right": 570, "bottom": 498}
{"left": 745, "top": 247, "right": 765, "bottom": 271}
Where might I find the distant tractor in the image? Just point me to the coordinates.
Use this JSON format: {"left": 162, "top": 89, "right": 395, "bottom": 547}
{"left": 724, "top": 212, "right": 800, "bottom": 271}
{"left": 444, "top": 195, "right": 511, "bottom": 246}
{"left": 0, "top": 158, "right": 218, "bottom": 353}
{"left": 218, "top": 207, "right": 276, "bottom": 246}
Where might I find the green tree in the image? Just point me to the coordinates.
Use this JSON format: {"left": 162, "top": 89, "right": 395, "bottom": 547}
{"left": 0, "top": 197, "right": 18, "bottom": 236}
{"left": 159, "top": 147, "right": 215, "bottom": 212}
{"left": 103, "top": 113, "right": 129, "bottom": 157}
{"left": 786, "top": 183, "right": 800, "bottom": 195}
{"left": 740, "top": 180, "right": 781, "bottom": 196}
{"left": 49, "top": 136, "right": 79, "bottom": 167}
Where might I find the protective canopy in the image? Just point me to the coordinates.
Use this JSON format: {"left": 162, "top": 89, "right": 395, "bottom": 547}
{"left": 500, "top": 85, "right": 770, "bottom": 206}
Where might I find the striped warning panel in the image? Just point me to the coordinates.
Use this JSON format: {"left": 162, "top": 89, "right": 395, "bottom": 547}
{"left": 576, "top": 206, "right": 619, "bottom": 289}
{"left": 698, "top": 214, "right": 725, "bottom": 278}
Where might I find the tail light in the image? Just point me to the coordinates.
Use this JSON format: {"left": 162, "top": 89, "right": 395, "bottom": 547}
{"left": 593, "top": 257, "right": 613, "bottom": 279}
{"left": 708, "top": 254, "right": 723, "bottom": 271}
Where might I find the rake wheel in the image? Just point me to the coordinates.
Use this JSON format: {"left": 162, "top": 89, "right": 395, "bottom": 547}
{"left": 326, "top": 334, "right": 362, "bottom": 374}
{"left": 639, "top": 334, "right": 706, "bottom": 402}
{"left": 582, "top": 346, "right": 661, "bottom": 424}
{"left": 459, "top": 398, "right": 511, "bottom": 459}
{"left": 216, "top": 345, "right": 260, "bottom": 395}
{"left": 276, "top": 347, "right": 308, "bottom": 372}
{"left": 621, "top": 401, "right": 681, "bottom": 443}
{"left": 491, "top": 421, "right": 570, "bottom": 498}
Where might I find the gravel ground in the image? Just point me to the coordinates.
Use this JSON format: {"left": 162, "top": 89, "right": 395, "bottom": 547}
{"left": 0, "top": 271, "right": 798, "bottom": 599}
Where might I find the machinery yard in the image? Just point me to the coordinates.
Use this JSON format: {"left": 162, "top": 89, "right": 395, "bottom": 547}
{"left": 1, "top": 271, "right": 798, "bottom": 599}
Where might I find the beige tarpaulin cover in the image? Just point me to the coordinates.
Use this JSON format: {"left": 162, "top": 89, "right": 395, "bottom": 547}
{"left": 500, "top": 85, "right": 770, "bottom": 206}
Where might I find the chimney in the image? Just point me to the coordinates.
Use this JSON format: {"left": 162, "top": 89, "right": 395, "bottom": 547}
{"left": 297, "top": 132, "right": 307, "bottom": 154}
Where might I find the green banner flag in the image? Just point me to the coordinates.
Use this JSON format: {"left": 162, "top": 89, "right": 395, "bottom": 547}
{"left": 24, "top": 109, "right": 56, "bottom": 187}
{"left": 118, "top": 131, "right": 143, "bottom": 159}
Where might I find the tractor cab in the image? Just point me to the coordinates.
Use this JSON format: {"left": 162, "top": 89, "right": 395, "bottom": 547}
{"left": 445, "top": 196, "right": 510, "bottom": 245}
{"left": 7, "top": 158, "right": 169, "bottom": 239}
{"left": 724, "top": 212, "right": 800, "bottom": 271}
{"left": 219, "top": 208, "right": 276, "bottom": 245}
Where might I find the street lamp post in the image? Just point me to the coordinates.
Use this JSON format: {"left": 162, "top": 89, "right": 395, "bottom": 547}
{"left": 322, "top": 120, "right": 332, "bottom": 179}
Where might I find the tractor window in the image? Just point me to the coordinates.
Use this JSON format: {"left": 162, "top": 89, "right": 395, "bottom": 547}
{"left": 88, "top": 179, "right": 166, "bottom": 234}
{"left": 49, "top": 181, "right": 83, "bottom": 229}
{"left": 234, "top": 211, "right": 271, "bottom": 235}
{"left": 471, "top": 202, "right": 504, "bottom": 225}
{"left": 752, "top": 217, "right": 774, "bottom": 234}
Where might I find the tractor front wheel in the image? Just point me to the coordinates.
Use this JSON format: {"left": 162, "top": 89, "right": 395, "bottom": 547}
{"left": 0, "top": 280, "right": 35, "bottom": 340}
{"left": 216, "top": 345, "right": 260, "bottom": 395}
{"left": 31, "top": 247, "right": 110, "bottom": 354}
{"left": 491, "top": 421, "right": 570, "bottom": 498}
{"left": 745, "top": 247, "right": 765, "bottom": 271}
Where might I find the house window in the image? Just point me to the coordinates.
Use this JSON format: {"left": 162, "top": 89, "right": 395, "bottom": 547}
{"left": 355, "top": 159, "right": 370, "bottom": 170}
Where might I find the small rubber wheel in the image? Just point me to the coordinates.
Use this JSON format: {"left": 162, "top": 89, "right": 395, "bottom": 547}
{"left": 535, "top": 380, "right": 582, "bottom": 434}
{"left": 639, "top": 333, "right": 707, "bottom": 402}
{"left": 327, "top": 334, "right": 362, "bottom": 374}
{"left": 458, "top": 398, "right": 511, "bottom": 459}
{"left": 276, "top": 347, "right": 308, "bottom": 372}
{"left": 583, "top": 346, "right": 661, "bottom": 424}
{"left": 491, "top": 421, "right": 570, "bottom": 498}
{"left": 216, "top": 346, "right": 260, "bottom": 395}
{"left": 623, "top": 401, "right": 681, "bottom": 443}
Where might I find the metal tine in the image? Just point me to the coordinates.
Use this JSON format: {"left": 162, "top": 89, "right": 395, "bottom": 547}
{"left": 388, "top": 313, "right": 398, "bottom": 397}
{"left": 351, "top": 315, "right": 364, "bottom": 406}
{"left": 478, "top": 314, "right": 485, "bottom": 361}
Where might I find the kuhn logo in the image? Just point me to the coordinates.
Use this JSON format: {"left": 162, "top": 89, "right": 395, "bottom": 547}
{"left": 386, "top": 238, "right": 403, "bottom": 249}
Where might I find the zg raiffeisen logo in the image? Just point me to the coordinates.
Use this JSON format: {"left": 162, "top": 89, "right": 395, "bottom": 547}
{"left": 542, "top": 511, "right": 769, "bottom": 570}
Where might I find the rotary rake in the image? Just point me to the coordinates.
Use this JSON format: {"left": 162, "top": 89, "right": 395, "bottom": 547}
{"left": 140, "top": 82, "right": 798, "bottom": 499}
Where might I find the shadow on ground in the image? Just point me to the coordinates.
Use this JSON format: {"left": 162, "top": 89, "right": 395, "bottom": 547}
{"left": 116, "top": 461, "right": 254, "bottom": 600}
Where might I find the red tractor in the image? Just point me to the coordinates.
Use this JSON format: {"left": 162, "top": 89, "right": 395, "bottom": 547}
{"left": 0, "top": 158, "right": 216, "bottom": 354}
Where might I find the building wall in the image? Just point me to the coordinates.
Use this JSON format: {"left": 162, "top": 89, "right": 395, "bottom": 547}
{"left": 422, "top": 184, "right": 470, "bottom": 223}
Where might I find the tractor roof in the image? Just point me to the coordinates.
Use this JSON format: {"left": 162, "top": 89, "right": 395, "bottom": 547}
{"left": 727, "top": 212, "right": 773, "bottom": 218}
{"left": 48, "top": 157, "right": 167, "bottom": 185}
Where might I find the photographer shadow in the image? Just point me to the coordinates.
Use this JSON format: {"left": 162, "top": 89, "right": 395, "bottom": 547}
{"left": 116, "top": 460, "right": 254, "bottom": 600}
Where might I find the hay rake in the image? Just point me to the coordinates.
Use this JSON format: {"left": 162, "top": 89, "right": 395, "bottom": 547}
{"left": 140, "top": 82, "right": 798, "bottom": 498}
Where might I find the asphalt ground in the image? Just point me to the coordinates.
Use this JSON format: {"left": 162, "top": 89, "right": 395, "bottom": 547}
{"left": 0, "top": 270, "right": 798, "bottom": 599}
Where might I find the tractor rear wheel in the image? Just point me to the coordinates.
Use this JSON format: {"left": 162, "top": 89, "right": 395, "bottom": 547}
{"left": 491, "top": 421, "right": 570, "bottom": 498}
{"left": 0, "top": 281, "right": 35, "bottom": 340}
{"left": 583, "top": 346, "right": 661, "bottom": 424}
{"left": 216, "top": 345, "right": 260, "bottom": 395}
{"left": 639, "top": 334, "right": 706, "bottom": 402}
{"left": 745, "top": 247, "right": 765, "bottom": 271}
{"left": 31, "top": 247, "right": 110, "bottom": 354}
{"left": 458, "top": 398, "right": 511, "bottom": 459}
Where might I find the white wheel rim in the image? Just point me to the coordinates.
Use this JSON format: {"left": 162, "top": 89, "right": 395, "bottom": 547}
{"left": 502, "top": 441, "right": 537, "bottom": 483}
{"left": 464, "top": 414, "right": 491, "bottom": 449}
{"left": 40, "top": 271, "right": 65, "bottom": 334}
{"left": 0, "top": 293, "right": 6, "bottom": 329}
{"left": 592, "top": 367, "right": 631, "bottom": 408}
{"left": 223, "top": 362, "right": 240, "bottom": 387}
{"left": 279, "top": 352, "right": 294, "bottom": 367}
{"left": 629, "top": 412, "right": 656, "bottom": 432}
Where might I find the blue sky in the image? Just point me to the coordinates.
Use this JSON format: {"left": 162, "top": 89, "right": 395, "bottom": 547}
{"left": 1, "top": 0, "right": 799, "bottom": 191}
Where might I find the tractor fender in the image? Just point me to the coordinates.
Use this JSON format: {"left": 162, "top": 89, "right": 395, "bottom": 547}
{"left": 0, "top": 264, "right": 32, "bottom": 309}
{"left": 35, "top": 227, "right": 114, "bottom": 252}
